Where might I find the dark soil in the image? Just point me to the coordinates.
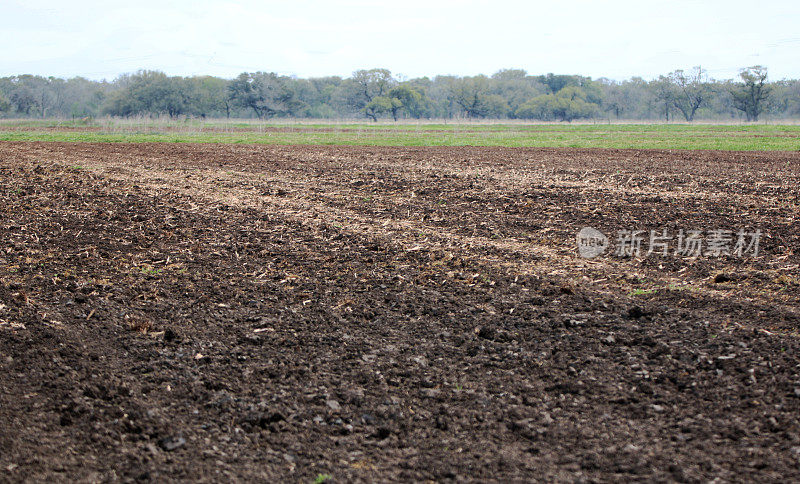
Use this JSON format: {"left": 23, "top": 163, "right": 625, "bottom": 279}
{"left": 1, "top": 142, "right": 799, "bottom": 482}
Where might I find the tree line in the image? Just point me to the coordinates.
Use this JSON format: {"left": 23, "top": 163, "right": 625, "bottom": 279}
{"left": 0, "top": 66, "right": 794, "bottom": 122}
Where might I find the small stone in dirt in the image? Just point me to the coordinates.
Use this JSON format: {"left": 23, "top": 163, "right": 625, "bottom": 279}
{"left": 326, "top": 399, "right": 341, "bottom": 412}
{"left": 158, "top": 435, "right": 186, "bottom": 451}
{"left": 624, "top": 443, "right": 640, "bottom": 453}
{"left": 412, "top": 355, "right": 428, "bottom": 367}
{"left": 602, "top": 335, "right": 616, "bottom": 344}
{"left": 361, "top": 413, "right": 377, "bottom": 425}
{"left": 564, "top": 319, "right": 585, "bottom": 328}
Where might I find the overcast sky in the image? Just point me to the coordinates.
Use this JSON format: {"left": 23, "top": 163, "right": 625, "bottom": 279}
{"left": 2, "top": 0, "right": 798, "bottom": 82}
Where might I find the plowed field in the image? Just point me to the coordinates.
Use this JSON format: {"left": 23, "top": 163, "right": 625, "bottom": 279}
{"left": 1, "top": 142, "right": 799, "bottom": 481}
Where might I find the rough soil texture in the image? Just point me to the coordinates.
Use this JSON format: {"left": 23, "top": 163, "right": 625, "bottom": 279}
{"left": 0, "top": 142, "right": 799, "bottom": 482}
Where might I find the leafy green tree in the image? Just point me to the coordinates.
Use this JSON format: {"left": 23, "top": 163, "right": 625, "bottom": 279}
{"left": 618, "top": 77, "right": 658, "bottom": 119}
{"left": 329, "top": 79, "right": 362, "bottom": 116}
{"left": 771, "top": 79, "right": 800, "bottom": 118}
{"left": 352, "top": 69, "right": 394, "bottom": 102}
{"left": 2, "top": 75, "right": 51, "bottom": 116}
{"left": 515, "top": 96, "right": 550, "bottom": 120}
{"left": 348, "top": 69, "right": 396, "bottom": 120}
{"left": 538, "top": 73, "right": 580, "bottom": 94}
{"left": 426, "top": 75, "right": 461, "bottom": 118}
{"left": 302, "top": 76, "right": 342, "bottom": 117}
{"left": 515, "top": 86, "right": 598, "bottom": 122}
{"left": 103, "top": 71, "right": 189, "bottom": 117}
{"left": 385, "top": 84, "right": 428, "bottom": 120}
{"left": 730, "top": 66, "right": 770, "bottom": 121}
{"left": 448, "top": 76, "right": 493, "bottom": 118}
{"left": 29, "top": 76, "right": 56, "bottom": 117}
{"left": 482, "top": 94, "right": 510, "bottom": 118}
{"left": 0, "top": 92, "right": 11, "bottom": 114}
{"left": 307, "top": 103, "right": 337, "bottom": 118}
{"left": 1, "top": 66, "right": 795, "bottom": 121}
{"left": 651, "top": 76, "right": 676, "bottom": 121}
{"left": 490, "top": 69, "right": 543, "bottom": 116}
{"left": 492, "top": 69, "right": 528, "bottom": 81}
{"left": 228, "top": 72, "right": 304, "bottom": 119}
{"left": 185, "top": 76, "right": 229, "bottom": 118}
{"left": 364, "top": 96, "right": 398, "bottom": 121}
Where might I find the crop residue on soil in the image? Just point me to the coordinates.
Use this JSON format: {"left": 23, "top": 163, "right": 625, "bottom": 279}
{"left": 0, "top": 142, "right": 799, "bottom": 481}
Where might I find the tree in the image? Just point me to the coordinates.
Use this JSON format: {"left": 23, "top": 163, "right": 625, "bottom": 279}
{"left": 63, "top": 77, "right": 106, "bottom": 118}
{"left": 538, "top": 73, "right": 580, "bottom": 94}
{"left": 426, "top": 75, "right": 460, "bottom": 118}
{"left": 349, "top": 69, "right": 396, "bottom": 120}
{"left": 228, "top": 72, "right": 302, "bottom": 119}
{"left": 363, "top": 96, "right": 398, "bottom": 121}
{"left": 730, "top": 66, "right": 770, "bottom": 122}
{"left": 0, "top": 66, "right": 793, "bottom": 121}
{"left": 29, "top": 76, "right": 56, "bottom": 117}
{"left": 490, "top": 69, "right": 543, "bottom": 116}
{"left": 620, "top": 77, "right": 659, "bottom": 120}
{"left": 2, "top": 75, "right": 52, "bottom": 116}
{"left": 652, "top": 76, "right": 675, "bottom": 122}
{"left": 669, "top": 67, "right": 709, "bottom": 121}
{"left": 103, "top": 71, "right": 188, "bottom": 117}
{"left": 448, "top": 76, "right": 492, "bottom": 118}
{"left": 8, "top": 83, "right": 38, "bottom": 115}
{"left": 385, "top": 84, "right": 429, "bottom": 120}
{"left": 304, "top": 76, "right": 343, "bottom": 118}
{"left": 771, "top": 79, "right": 800, "bottom": 118}
{"left": 482, "top": 94, "right": 510, "bottom": 118}
{"left": 515, "top": 86, "right": 598, "bottom": 122}
{"left": 185, "top": 76, "right": 229, "bottom": 118}
{"left": 0, "top": 92, "right": 11, "bottom": 114}
{"left": 352, "top": 69, "right": 394, "bottom": 101}
{"left": 599, "top": 80, "right": 626, "bottom": 119}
